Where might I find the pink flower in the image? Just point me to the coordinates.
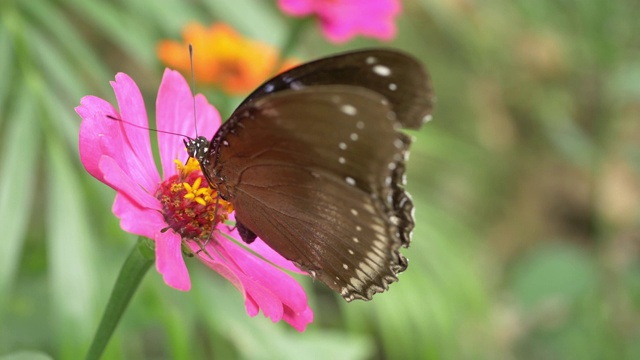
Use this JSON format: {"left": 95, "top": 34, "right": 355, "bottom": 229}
{"left": 278, "top": 0, "right": 401, "bottom": 43}
{"left": 75, "top": 69, "right": 313, "bottom": 331}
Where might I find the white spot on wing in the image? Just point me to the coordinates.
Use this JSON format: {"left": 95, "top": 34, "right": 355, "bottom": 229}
{"left": 352, "top": 237, "right": 360, "bottom": 243}
{"left": 350, "top": 133, "right": 358, "bottom": 141}
{"left": 371, "top": 223, "right": 385, "bottom": 234}
{"left": 350, "top": 277, "right": 364, "bottom": 289}
{"left": 356, "top": 121, "right": 365, "bottom": 129}
{"left": 373, "top": 65, "right": 391, "bottom": 77}
{"left": 343, "top": 263, "right": 349, "bottom": 270}
{"left": 363, "top": 203, "right": 375, "bottom": 214}
{"left": 338, "top": 156, "right": 346, "bottom": 164}
{"left": 345, "top": 176, "right": 356, "bottom": 186}
{"left": 372, "top": 245, "right": 386, "bottom": 257}
{"left": 373, "top": 240, "right": 386, "bottom": 251}
{"left": 423, "top": 114, "right": 433, "bottom": 122}
{"left": 366, "top": 56, "right": 377, "bottom": 64}
{"left": 263, "top": 108, "right": 280, "bottom": 116}
{"left": 367, "top": 250, "right": 384, "bottom": 264}
{"left": 359, "top": 261, "right": 377, "bottom": 277}
{"left": 389, "top": 83, "right": 397, "bottom": 91}
{"left": 348, "top": 249, "right": 354, "bottom": 255}
{"left": 339, "top": 142, "right": 347, "bottom": 150}
{"left": 356, "top": 225, "right": 362, "bottom": 232}
{"left": 341, "top": 104, "right": 357, "bottom": 116}
{"left": 290, "top": 81, "right": 305, "bottom": 90}
{"left": 350, "top": 208, "right": 358, "bottom": 216}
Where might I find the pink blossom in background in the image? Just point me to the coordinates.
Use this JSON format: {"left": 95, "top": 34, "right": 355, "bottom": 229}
{"left": 278, "top": 0, "right": 401, "bottom": 43}
{"left": 75, "top": 69, "right": 313, "bottom": 331}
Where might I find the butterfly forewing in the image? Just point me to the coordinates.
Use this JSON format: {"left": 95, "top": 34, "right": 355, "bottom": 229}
{"left": 209, "top": 85, "right": 413, "bottom": 301}
{"left": 239, "top": 49, "right": 434, "bottom": 130}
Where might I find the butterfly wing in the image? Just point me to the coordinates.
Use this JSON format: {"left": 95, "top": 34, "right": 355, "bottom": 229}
{"left": 238, "top": 49, "right": 434, "bottom": 130}
{"left": 211, "top": 85, "right": 415, "bottom": 301}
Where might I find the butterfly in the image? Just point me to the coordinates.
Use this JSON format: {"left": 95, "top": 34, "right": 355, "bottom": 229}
{"left": 186, "top": 48, "right": 434, "bottom": 301}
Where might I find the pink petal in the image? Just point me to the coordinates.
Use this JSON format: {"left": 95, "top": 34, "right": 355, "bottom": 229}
{"left": 99, "top": 156, "right": 162, "bottom": 211}
{"left": 244, "top": 239, "right": 307, "bottom": 273}
{"left": 277, "top": 0, "right": 400, "bottom": 43}
{"left": 156, "top": 229, "right": 191, "bottom": 291}
{"left": 156, "top": 69, "right": 222, "bottom": 179}
{"left": 284, "top": 305, "right": 314, "bottom": 332}
{"left": 241, "top": 281, "right": 285, "bottom": 320}
{"left": 76, "top": 77, "right": 162, "bottom": 195}
{"left": 322, "top": 0, "right": 399, "bottom": 42}
{"left": 113, "top": 192, "right": 167, "bottom": 239}
{"left": 278, "top": 0, "right": 314, "bottom": 15}
{"left": 110, "top": 73, "right": 161, "bottom": 191}
{"left": 76, "top": 96, "right": 122, "bottom": 183}
{"left": 219, "top": 238, "right": 310, "bottom": 312}
{"left": 192, "top": 94, "right": 222, "bottom": 142}
{"left": 222, "top": 214, "right": 305, "bottom": 273}
{"left": 190, "top": 232, "right": 313, "bottom": 331}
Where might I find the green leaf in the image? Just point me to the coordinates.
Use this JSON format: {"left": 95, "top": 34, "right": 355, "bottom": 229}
{"left": 202, "top": 0, "right": 286, "bottom": 45}
{"left": 62, "top": 0, "right": 156, "bottom": 66}
{"left": 0, "top": 22, "right": 14, "bottom": 123}
{"left": 0, "top": 351, "right": 54, "bottom": 360}
{"left": 45, "top": 136, "right": 98, "bottom": 359}
{"left": 0, "top": 83, "right": 39, "bottom": 321}
{"left": 192, "top": 267, "right": 372, "bottom": 360}
{"left": 124, "top": 0, "right": 205, "bottom": 35}
{"left": 29, "top": 27, "right": 86, "bottom": 107}
{"left": 20, "top": 0, "right": 112, "bottom": 86}
{"left": 510, "top": 243, "right": 599, "bottom": 309}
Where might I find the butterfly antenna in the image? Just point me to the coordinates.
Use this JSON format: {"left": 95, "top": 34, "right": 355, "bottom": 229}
{"left": 189, "top": 44, "right": 199, "bottom": 138}
{"left": 106, "top": 115, "right": 187, "bottom": 137}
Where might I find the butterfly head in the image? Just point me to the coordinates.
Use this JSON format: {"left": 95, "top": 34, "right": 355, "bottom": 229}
{"left": 184, "top": 136, "right": 229, "bottom": 199}
{"left": 184, "top": 136, "right": 212, "bottom": 167}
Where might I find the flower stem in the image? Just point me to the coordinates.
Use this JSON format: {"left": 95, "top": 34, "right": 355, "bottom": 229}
{"left": 85, "top": 237, "right": 155, "bottom": 360}
{"left": 278, "top": 17, "right": 314, "bottom": 64}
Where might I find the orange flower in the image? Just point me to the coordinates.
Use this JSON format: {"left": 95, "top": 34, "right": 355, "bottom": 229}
{"left": 158, "top": 23, "right": 294, "bottom": 95}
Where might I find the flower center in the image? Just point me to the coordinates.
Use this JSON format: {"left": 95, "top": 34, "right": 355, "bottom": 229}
{"left": 156, "top": 158, "right": 233, "bottom": 242}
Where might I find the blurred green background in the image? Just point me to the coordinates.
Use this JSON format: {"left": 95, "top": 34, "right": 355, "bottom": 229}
{"left": 1, "top": 0, "right": 639, "bottom": 359}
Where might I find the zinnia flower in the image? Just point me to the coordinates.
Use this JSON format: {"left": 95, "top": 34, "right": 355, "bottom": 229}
{"left": 277, "top": 0, "right": 401, "bottom": 43}
{"left": 75, "top": 69, "right": 313, "bottom": 331}
{"left": 157, "top": 23, "right": 296, "bottom": 95}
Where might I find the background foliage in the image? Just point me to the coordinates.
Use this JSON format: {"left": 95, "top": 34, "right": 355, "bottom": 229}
{"left": 1, "top": 0, "right": 639, "bottom": 359}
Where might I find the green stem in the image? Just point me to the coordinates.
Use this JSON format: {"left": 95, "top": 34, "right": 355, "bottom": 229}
{"left": 85, "top": 237, "right": 155, "bottom": 360}
{"left": 278, "top": 17, "right": 314, "bottom": 65}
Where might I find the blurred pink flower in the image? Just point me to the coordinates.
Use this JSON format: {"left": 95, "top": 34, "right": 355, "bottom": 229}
{"left": 278, "top": 0, "right": 401, "bottom": 43}
{"left": 75, "top": 69, "right": 313, "bottom": 331}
